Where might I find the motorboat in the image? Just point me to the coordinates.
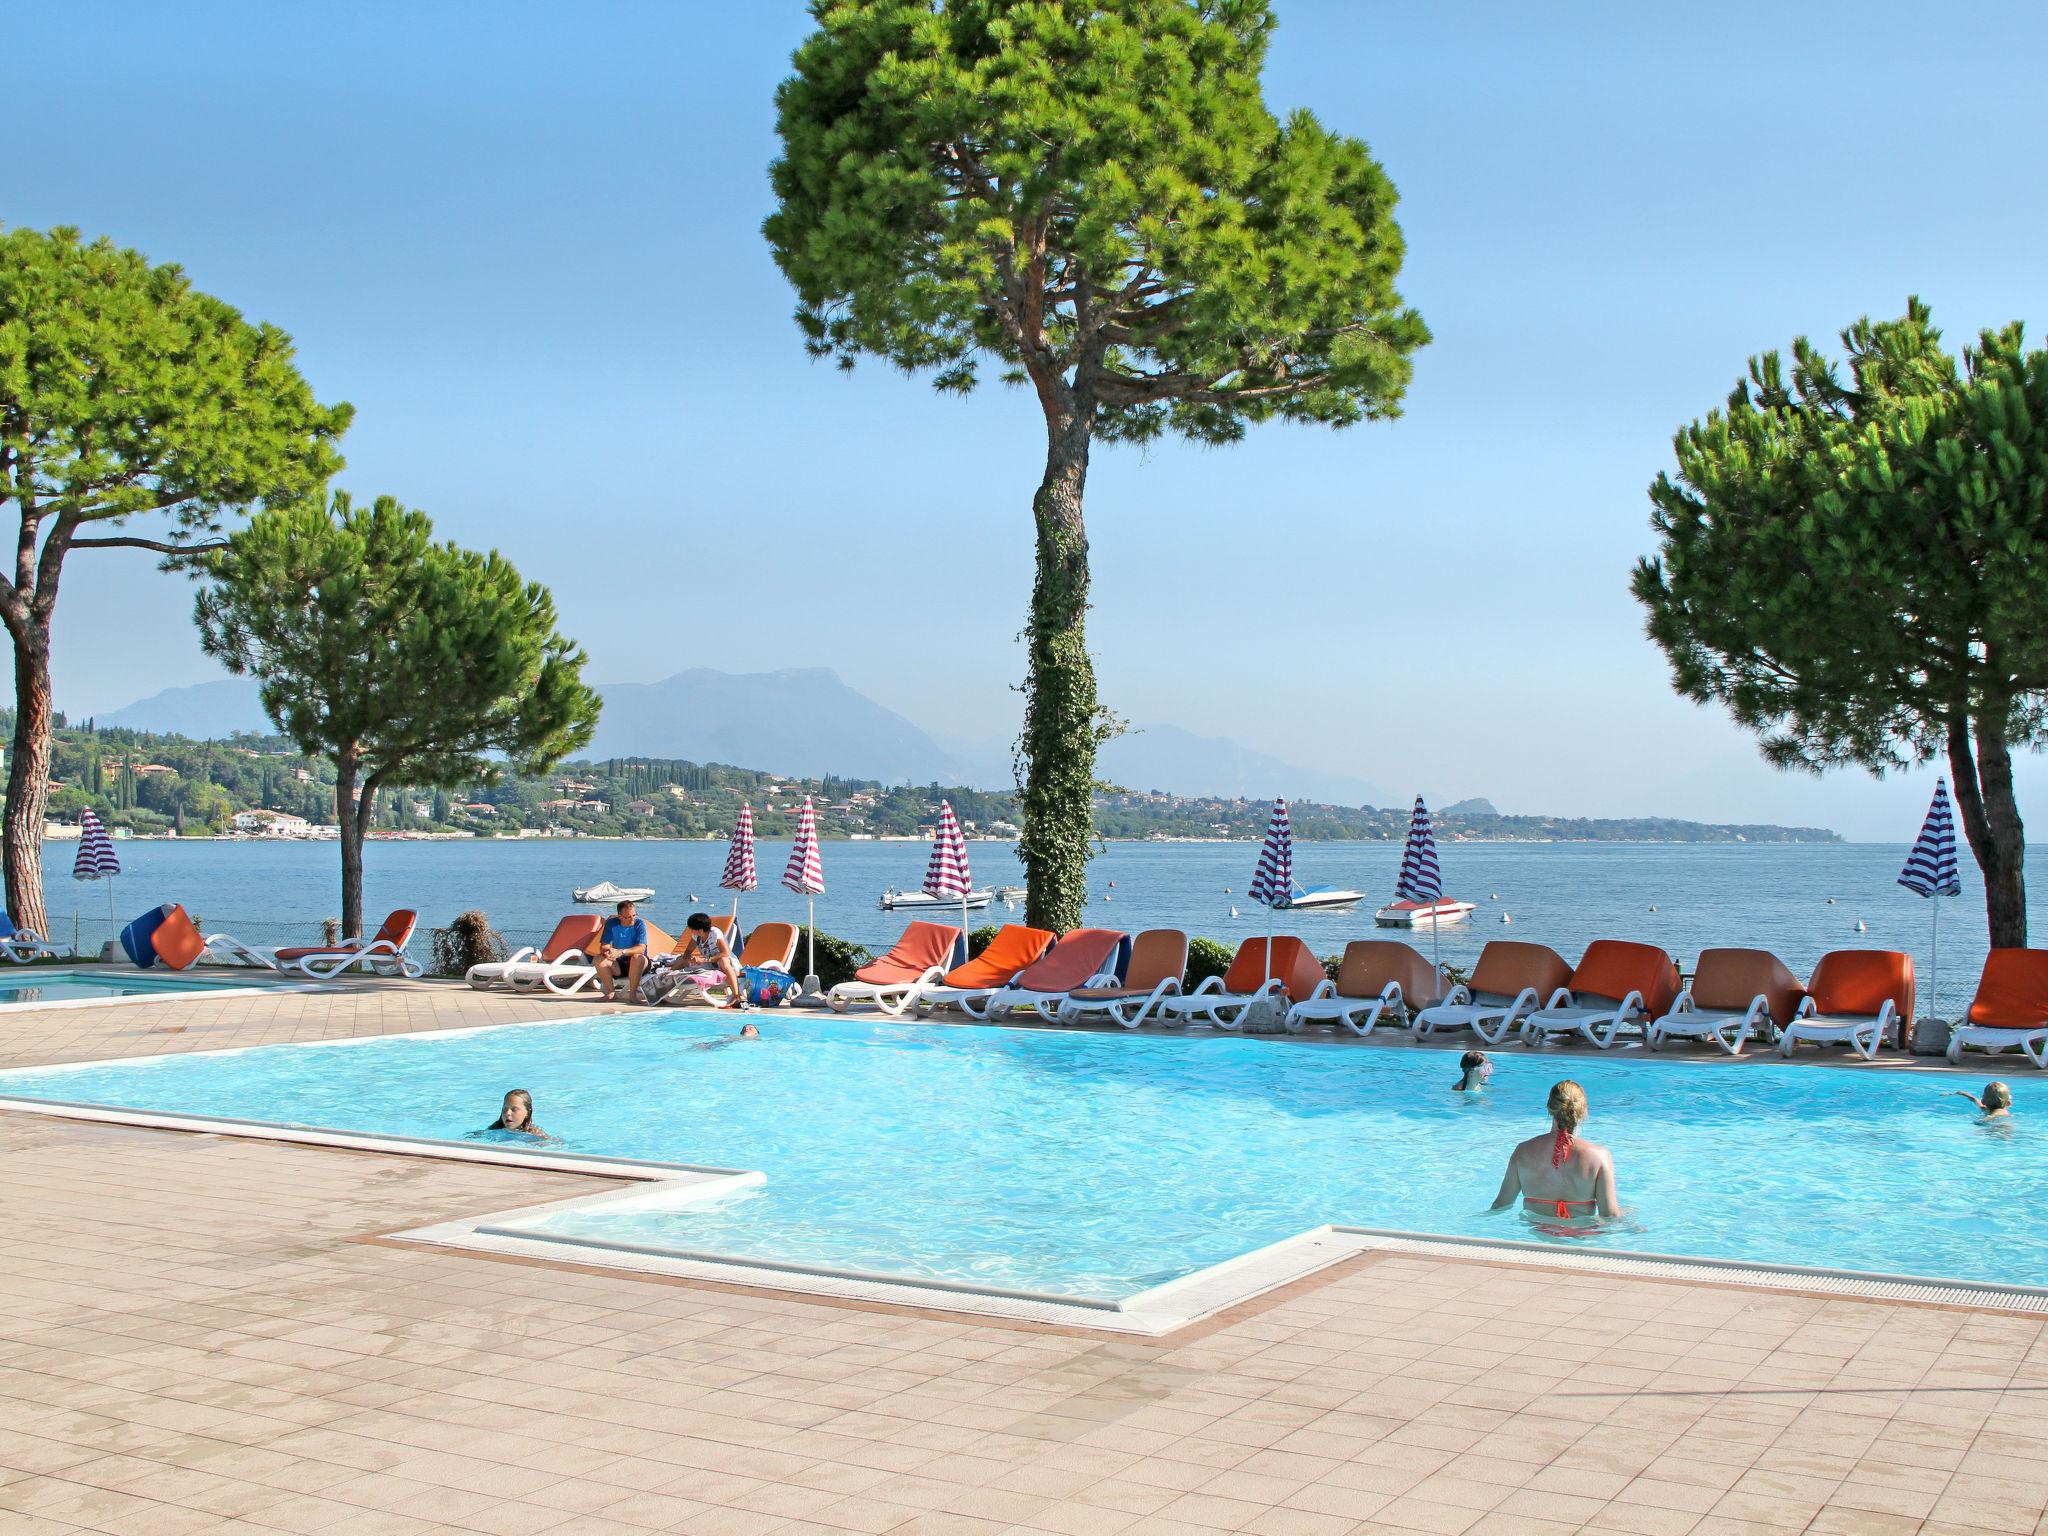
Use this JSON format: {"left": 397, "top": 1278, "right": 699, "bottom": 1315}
{"left": 573, "top": 881, "right": 655, "bottom": 905}
{"left": 879, "top": 887, "right": 996, "bottom": 912}
{"left": 1374, "top": 898, "right": 1478, "bottom": 928}
{"left": 1276, "top": 883, "right": 1366, "bottom": 912}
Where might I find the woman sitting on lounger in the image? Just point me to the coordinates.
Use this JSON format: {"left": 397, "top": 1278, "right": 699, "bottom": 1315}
{"left": 1491, "top": 1080, "right": 1617, "bottom": 1221}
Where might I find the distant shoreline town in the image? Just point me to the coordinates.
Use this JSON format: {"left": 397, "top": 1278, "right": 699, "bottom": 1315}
{"left": 29, "top": 718, "right": 1840, "bottom": 847}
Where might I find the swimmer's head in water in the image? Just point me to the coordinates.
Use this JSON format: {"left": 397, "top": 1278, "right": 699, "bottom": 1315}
{"left": 740, "top": 1023, "right": 760, "bottom": 1039}
{"left": 496, "top": 1089, "right": 534, "bottom": 1130}
{"left": 1548, "top": 1079, "right": 1587, "bottom": 1132}
{"left": 1985, "top": 1081, "right": 2013, "bottom": 1112}
{"left": 1454, "top": 1050, "right": 1491, "bottom": 1090}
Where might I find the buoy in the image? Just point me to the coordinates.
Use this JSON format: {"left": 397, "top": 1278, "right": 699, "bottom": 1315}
{"left": 688, "top": 893, "right": 698, "bottom": 902}
{"left": 1229, "top": 906, "right": 1239, "bottom": 918}
{"left": 1103, "top": 894, "right": 1112, "bottom": 902}
{"left": 1224, "top": 886, "right": 1232, "bottom": 894}
{"left": 1826, "top": 897, "right": 1837, "bottom": 905}
{"left": 1490, "top": 892, "right": 1499, "bottom": 900}
{"left": 1108, "top": 880, "right": 1116, "bottom": 888}
{"left": 1501, "top": 913, "right": 1513, "bottom": 924}
{"left": 1649, "top": 905, "right": 1658, "bottom": 913}
{"left": 1855, "top": 920, "right": 1868, "bottom": 932}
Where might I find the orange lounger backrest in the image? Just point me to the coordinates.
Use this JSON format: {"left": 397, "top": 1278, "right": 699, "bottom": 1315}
{"left": 1690, "top": 947, "right": 1803, "bottom": 1025}
{"left": 1010, "top": 929, "right": 1126, "bottom": 992}
{"left": 1467, "top": 941, "right": 1572, "bottom": 1002}
{"left": 1123, "top": 929, "right": 1189, "bottom": 991}
{"left": 941, "top": 924, "right": 1056, "bottom": 988}
{"left": 1569, "top": 940, "right": 1679, "bottom": 1019}
{"left": 855, "top": 921, "right": 960, "bottom": 985}
{"left": 1967, "top": 949, "right": 2048, "bottom": 1030}
{"left": 1221, "top": 936, "right": 1324, "bottom": 1002}
{"left": 374, "top": 910, "right": 418, "bottom": 950}
{"left": 541, "top": 916, "right": 604, "bottom": 962}
{"left": 1806, "top": 950, "right": 1914, "bottom": 1022}
{"left": 1334, "top": 940, "right": 1441, "bottom": 1008}
{"left": 739, "top": 922, "right": 800, "bottom": 970}
{"left": 151, "top": 905, "right": 207, "bottom": 972}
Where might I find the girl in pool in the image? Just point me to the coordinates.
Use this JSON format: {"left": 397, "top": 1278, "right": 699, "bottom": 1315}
{"left": 1950, "top": 1081, "right": 2013, "bottom": 1119}
{"left": 488, "top": 1089, "right": 546, "bottom": 1137}
{"left": 1453, "top": 1051, "right": 1491, "bottom": 1093}
{"left": 1491, "top": 1080, "right": 1618, "bottom": 1223}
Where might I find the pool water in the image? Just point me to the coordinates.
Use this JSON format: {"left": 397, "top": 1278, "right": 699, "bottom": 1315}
{"left": 0, "top": 1012, "right": 2038, "bottom": 1301}
{"left": 0, "top": 968, "right": 263, "bottom": 1007}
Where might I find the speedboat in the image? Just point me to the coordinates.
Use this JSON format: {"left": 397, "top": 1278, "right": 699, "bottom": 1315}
{"left": 1277, "top": 883, "right": 1366, "bottom": 912}
{"left": 1374, "top": 898, "right": 1478, "bottom": 928}
{"left": 879, "top": 887, "right": 995, "bottom": 912}
{"left": 573, "top": 881, "right": 655, "bottom": 904}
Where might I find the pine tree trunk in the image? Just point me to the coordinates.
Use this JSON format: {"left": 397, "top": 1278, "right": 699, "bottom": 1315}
{"left": 333, "top": 754, "right": 369, "bottom": 939}
{"left": 1018, "top": 400, "right": 1099, "bottom": 933}
{"left": 2, "top": 624, "right": 55, "bottom": 936}
{"left": 1947, "top": 715, "right": 2028, "bottom": 949}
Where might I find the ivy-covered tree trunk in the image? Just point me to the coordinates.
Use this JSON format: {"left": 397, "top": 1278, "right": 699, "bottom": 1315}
{"left": 1018, "top": 400, "right": 1099, "bottom": 933}
{"left": 1949, "top": 715, "right": 2028, "bottom": 949}
{"left": 2, "top": 623, "right": 55, "bottom": 936}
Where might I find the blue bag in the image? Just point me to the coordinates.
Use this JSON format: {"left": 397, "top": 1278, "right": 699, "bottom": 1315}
{"left": 120, "top": 904, "right": 173, "bottom": 969}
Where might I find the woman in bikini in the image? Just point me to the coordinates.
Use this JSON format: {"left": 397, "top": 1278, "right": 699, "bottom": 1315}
{"left": 1491, "top": 1080, "right": 1617, "bottom": 1221}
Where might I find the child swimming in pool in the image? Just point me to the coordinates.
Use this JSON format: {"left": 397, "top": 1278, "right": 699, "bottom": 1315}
{"left": 1453, "top": 1051, "right": 1491, "bottom": 1093}
{"left": 487, "top": 1089, "right": 546, "bottom": 1137}
{"left": 692, "top": 1022, "right": 761, "bottom": 1050}
{"left": 1950, "top": 1081, "right": 2013, "bottom": 1119}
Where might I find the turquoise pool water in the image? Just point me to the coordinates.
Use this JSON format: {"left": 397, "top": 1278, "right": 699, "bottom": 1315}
{"left": 0, "top": 968, "right": 264, "bottom": 1007}
{"left": 0, "top": 1012, "right": 2038, "bottom": 1300}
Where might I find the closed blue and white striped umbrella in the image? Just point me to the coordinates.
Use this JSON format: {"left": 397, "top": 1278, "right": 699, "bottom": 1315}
{"left": 1900, "top": 777, "right": 1961, "bottom": 1025}
{"left": 74, "top": 806, "right": 120, "bottom": 935}
{"left": 1395, "top": 796, "right": 1442, "bottom": 903}
{"left": 923, "top": 801, "right": 972, "bottom": 953}
{"left": 1396, "top": 795, "right": 1449, "bottom": 976}
{"left": 1248, "top": 800, "right": 1293, "bottom": 984}
{"left": 1898, "top": 778, "right": 1960, "bottom": 898}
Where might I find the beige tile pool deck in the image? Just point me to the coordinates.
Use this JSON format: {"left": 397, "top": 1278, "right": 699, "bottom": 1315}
{"left": 3, "top": 980, "right": 2046, "bottom": 1536}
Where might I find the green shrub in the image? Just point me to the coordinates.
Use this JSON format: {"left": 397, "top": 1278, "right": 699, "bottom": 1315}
{"left": 805, "top": 930, "right": 872, "bottom": 991}
{"left": 968, "top": 924, "right": 1002, "bottom": 959}
{"left": 1185, "top": 936, "right": 1236, "bottom": 986}
{"left": 431, "top": 910, "right": 506, "bottom": 976}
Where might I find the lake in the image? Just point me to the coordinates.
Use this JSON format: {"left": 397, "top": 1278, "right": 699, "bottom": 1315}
{"left": 37, "top": 836, "right": 2039, "bottom": 1018}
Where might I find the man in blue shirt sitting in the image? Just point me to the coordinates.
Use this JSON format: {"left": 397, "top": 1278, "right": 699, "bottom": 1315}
{"left": 595, "top": 900, "right": 649, "bottom": 1002}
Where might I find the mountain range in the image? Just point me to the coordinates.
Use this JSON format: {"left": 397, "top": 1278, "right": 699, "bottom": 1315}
{"left": 91, "top": 669, "right": 1388, "bottom": 805}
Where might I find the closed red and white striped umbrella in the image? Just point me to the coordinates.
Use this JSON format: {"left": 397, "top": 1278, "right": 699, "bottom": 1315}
{"left": 720, "top": 805, "right": 757, "bottom": 925}
{"left": 1248, "top": 799, "right": 1293, "bottom": 982}
{"left": 924, "top": 800, "right": 972, "bottom": 953}
{"left": 782, "top": 797, "right": 825, "bottom": 987}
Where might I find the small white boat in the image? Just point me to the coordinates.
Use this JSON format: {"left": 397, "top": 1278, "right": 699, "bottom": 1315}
{"left": 1374, "top": 898, "right": 1478, "bottom": 928}
{"left": 1277, "top": 884, "right": 1367, "bottom": 912}
{"left": 573, "top": 881, "right": 655, "bottom": 905}
{"left": 879, "top": 887, "right": 996, "bottom": 912}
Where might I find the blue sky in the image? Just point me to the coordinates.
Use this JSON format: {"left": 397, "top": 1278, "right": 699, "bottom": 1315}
{"left": 10, "top": 0, "right": 2047, "bottom": 839}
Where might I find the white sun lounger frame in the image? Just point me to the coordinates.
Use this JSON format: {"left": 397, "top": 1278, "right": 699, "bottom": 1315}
{"left": 1057, "top": 977, "right": 1184, "bottom": 1029}
{"left": 1155, "top": 975, "right": 1289, "bottom": 1031}
{"left": 208, "top": 931, "right": 423, "bottom": 980}
{"left": 466, "top": 945, "right": 600, "bottom": 995}
{"left": 1521, "top": 989, "right": 1647, "bottom": 1049}
{"left": 1285, "top": 979, "right": 1414, "bottom": 1036}
{"left": 1776, "top": 998, "right": 1897, "bottom": 1061}
{"left": 1946, "top": 1021, "right": 2048, "bottom": 1069}
{"left": 1410, "top": 985, "right": 1547, "bottom": 1044}
{"left": 827, "top": 965, "right": 947, "bottom": 1017}
{"left": 1647, "top": 988, "right": 1777, "bottom": 1055}
{"left": 0, "top": 928, "right": 68, "bottom": 963}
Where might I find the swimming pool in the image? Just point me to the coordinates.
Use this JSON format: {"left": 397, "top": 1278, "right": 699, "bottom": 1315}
{"left": 0, "top": 1011, "right": 2037, "bottom": 1302}
{"left": 0, "top": 966, "right": 285, "bottom": 1009}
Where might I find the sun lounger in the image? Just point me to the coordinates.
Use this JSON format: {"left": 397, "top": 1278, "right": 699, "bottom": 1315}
{"left": 1648, "top": 947, "right": 1803, "bottom": 1055}
{"left": 1288, "top": 940, "right": 1445, "bottom": 1035}
{"left": 467, "top": 915, "right": 604, "bottom": 992}
{"left": 1946, "top": 949, "right": 2048, "bottom": 1068}
{"left": 1157, "top": 936, "right": 1324, "bottom": 1031}
{"left": 1522, "top": 940, "right": 1680, "bottom": 1049}
{"left": 737, "top": 921, "right": 800, "bottom": 973}
{"left": 1776, "top": 949, "right": 1913, "bottom": 1061}
{"left": 1057, "top": 929, "right": 1190, "bottom": 1028}
{"left": 913, "top": 924, "right": 1056, "bottom": 1015}
{"left": 966, "top": 929, "right": 1132, "bottom": 1020}
{"left": 827, "top": 921, "right": 965, "bottom": 1015}
{"left": 0, "top": 913, "right": 66, "bottom": 963}
{"left": 1411, "top": 941, "right": 1572, "bottom": 1043}
{"left": 206, "top": 908, "right": 423, "bottom": 979}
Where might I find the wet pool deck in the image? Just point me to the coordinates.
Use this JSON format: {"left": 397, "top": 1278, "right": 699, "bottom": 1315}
{"left": 2, "top": 978, "right": 2045, "bottom": 1536}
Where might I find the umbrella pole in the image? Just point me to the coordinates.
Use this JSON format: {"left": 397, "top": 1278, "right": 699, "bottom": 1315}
{"left": 1265, "top": 905, "right": 1274, "bottom": 986}
{"left": 1930, "top": 891, "right": 1940, "bottom": 1032}
{"left": 805, "top": 894, "right": 818, "bottom": 996}
{"left": 1430, "top": 907, "right": 1440, "bottom": 983}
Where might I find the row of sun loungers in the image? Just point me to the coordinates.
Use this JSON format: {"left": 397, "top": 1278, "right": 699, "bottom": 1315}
{"left": 824, "top": 920, "right": 2048, "bottom": 1067}
{"left": 463, "top": 914, "right": 802, "bottom": 998}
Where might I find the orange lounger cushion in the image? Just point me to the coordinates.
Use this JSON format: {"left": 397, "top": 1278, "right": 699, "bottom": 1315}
{"left": 1006, "top": 929, "right": 1128, "bottom": 993}
{"left": 1467, "top": 941, "right": 1572, "bottom": 1002}
{"left": 1220, "top": 936, "right": 1325, "bottom": 1003}
{"left": 275, "top": 909, "right": 418, "bottom": 963}
{"left": 534, "top": 916, "right": 604, "bottom": 962}
{"left": 739, "top": 922, "right": 800, "bottom": 970}
{"left": 854, "top": 921, "right": 961, "bottom": 985}
{"left": 1967, "top": 949, "right": 2048, "bottom": 1030}
{"left": 1067, "top": 929, "right": 1187, "bottom": 1001}
{"left": 1807, "top": 950, "right": 1915, "bottom": 1022}
{"left": 940, "top": 924, "right": 1056, "bottom": 989}
{"left": 150, "top": 905, "right": 208, "bottom": 972}
{"left": 1568, "top": 940, "right": 1679, "bottom": 1019}
{"left": 1331, "top": 940, "right": 1443, "bottom": 1010}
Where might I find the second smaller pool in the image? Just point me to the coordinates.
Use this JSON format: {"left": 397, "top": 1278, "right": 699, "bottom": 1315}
{"left": 0, "top": 966, "right": 281, "bottom": 1009}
